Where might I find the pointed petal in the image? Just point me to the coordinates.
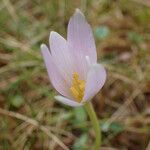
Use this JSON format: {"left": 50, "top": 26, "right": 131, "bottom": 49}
{"left": 82, "top": 63, "right": 106, "bottom": 102}
{"left": 49, "top": 31, "right": 74, "bottom": 84}
{"left": 41, "top": 44, "right": 71, "bottom": 98}
{"left": 67, "top": 9, "right": 97, "bottom": 64}
{"left": 55, "top": 95, "right": 83, "bottom": 107}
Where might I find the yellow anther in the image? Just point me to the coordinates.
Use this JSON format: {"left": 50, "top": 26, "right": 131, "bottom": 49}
{"left": 79, "top": 82, "right": 85, "bottom": 90}
{"left": 70, "top": 87, "right": 79, "bottom": 98}
{"left": 73, "top": 72, "right": 79, "bottom": 78}
{"left": 70, "top": 72, "right": 86, "bottom": 102}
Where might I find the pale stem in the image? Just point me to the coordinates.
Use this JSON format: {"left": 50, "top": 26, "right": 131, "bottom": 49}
{"left": 84, "top": 101, "right": 101, "bottom": 150}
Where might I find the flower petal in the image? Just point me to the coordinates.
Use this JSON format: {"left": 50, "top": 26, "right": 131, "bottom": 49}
{"left": 41, "top": 44, "right": 72, "bottom": 98}
{"left": 49, "top": 31, "right": 74, "bottom": 84}
{"left": 55, "top": 95, "right": 83, "bottom": 107}
{"left": 82, "top": 63, "right": 106, "bottom": 102}
{"left": 67, "top": 9, "right": 97, "bottom": 64}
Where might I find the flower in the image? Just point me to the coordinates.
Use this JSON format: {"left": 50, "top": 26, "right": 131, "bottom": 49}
{"left": 41, "top": 9, "right": 106, "bottom": 107}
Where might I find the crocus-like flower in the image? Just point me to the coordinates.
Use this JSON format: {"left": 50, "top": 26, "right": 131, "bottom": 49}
{"left": 41, "top": 9, "right": 106, "bottom": 107}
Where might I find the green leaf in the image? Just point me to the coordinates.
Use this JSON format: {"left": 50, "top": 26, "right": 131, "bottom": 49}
{"left": 110, "top": 122, "right": 124, "bottom": 133}
{"left": 73, "top": 134, "right": 88, "bottom": 150}
{"left": 94, "top": 26, "right": 110, "bottom": 40}
{"left": 73, "top": 107, "right": 87, "bottom": 124}
{"left": 10, "top": 95, "right": 24, "bottom": 108}
{"left": 101, "top": 122, "right": 124, "bottom": 133}
{"left": 128, "top": 31, "right": 144, "bottom": 43}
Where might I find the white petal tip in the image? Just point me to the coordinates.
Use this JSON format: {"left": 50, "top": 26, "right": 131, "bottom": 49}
{"left": 55, "top": 95, "right": 83, "bottom": 107}
{"left": 40, "top": 44, "right": 50, "bottom": 57}
{"left": 75, "top": 8, "right": 81, "bottom": 13}
{"left": 49, "top": 31, "right": 60, "bottom": 40}
{"left": 74, "top": 8, "right": 84, "bottom": 17}
{"left": 50, "top": 31, "right": 56, "bottom": 35}
{"left": 40, "top": 44, "right": 47, "bottom": 51}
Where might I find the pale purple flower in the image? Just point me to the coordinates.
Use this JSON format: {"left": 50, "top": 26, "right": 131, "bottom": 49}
{"left": 41, "top": 9, "right": 106, "bottom": 107}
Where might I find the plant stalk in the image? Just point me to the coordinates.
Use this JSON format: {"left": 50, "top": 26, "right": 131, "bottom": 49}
{"left": 84, "top": 102, "right": 101, "bottom": 150}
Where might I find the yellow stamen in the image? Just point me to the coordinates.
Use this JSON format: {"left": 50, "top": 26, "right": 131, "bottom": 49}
{"left": 70, "top": 72, "right": 86, "bottom": 102}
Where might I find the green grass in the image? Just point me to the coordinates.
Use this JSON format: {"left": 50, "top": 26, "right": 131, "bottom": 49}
{"left": 0, "top": 0, "right": 150, "bottom": 149}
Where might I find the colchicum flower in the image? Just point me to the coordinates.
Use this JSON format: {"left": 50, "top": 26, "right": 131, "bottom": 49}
{"left": 41, "top": 9, "right": 106, "bottom": 107}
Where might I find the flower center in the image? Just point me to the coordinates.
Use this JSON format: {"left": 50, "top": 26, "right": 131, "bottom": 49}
{"left": 70, "top": 72, "right": 86, "bottom": 102}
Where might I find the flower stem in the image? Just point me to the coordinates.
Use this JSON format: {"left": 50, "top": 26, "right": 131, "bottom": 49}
{"left": 84, "top": 102, "right": 101, "bottom": 150}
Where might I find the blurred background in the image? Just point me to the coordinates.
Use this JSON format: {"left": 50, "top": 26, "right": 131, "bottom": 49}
{"left": 0, "top": 0, "right": 150, "bottom": 150}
